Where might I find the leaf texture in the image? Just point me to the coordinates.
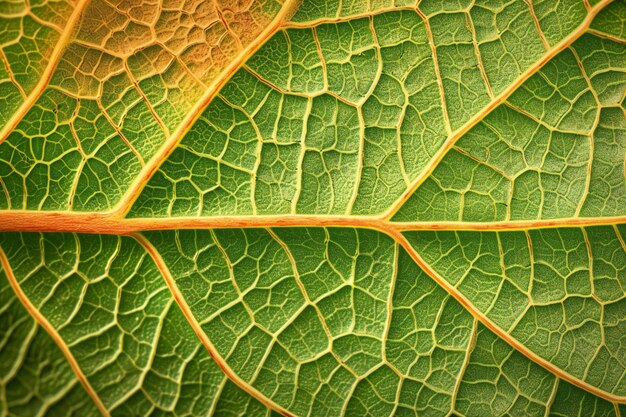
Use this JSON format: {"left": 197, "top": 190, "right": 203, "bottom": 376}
{"left": 0, "top": 0, "right": 624, "bottom": 416}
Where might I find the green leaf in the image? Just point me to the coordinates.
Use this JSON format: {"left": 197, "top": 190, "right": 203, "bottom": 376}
{"left": 0, "top": 0, "right": 624, "bottom": 416}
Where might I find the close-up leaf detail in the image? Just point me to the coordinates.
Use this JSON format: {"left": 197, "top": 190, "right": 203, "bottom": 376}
{"left": 0, "top": 0, "right": 624, "bottom": 416}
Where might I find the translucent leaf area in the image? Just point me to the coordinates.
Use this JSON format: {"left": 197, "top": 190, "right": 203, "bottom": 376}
{"left": 0, "top": 0, "right": 624, "bottom": 416}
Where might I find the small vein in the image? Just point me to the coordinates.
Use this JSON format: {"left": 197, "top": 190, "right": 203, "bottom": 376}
{"left": 586, "top": 28, "right": 626, "bottom": 44}
{"left": 466, "top": 3, "right": 494, "bottom": 98}
{"left": 291, "top": 97, "right": 313, "bottom": 213}
{"left": 544, "top": 378, "right": 560, "bottom": 417}
{"left": 214, "top": 1, "right": 244, "bottom": 51}
{"left": 450, "top": 319, "right": 478, "bottom": 413}
{"left": 346, "top": 106, "right": 366, "bottom": 214}
{"left": 0, "top": 48, "right": 27, "bottom": 99}
{"left": 569, "top": 46, "right": 601, "bottom": 218}
{"left": 415, "top": 7, "right": 453, "bottom": 136}
{"left": 266, "top": 228, "right": 360, "bottom": 379}
{"left": 524, "top": 0, "right": 550, "bottom": 50}
{"left": 282, "top": 6, "right": 420, "bottom": 28}
{"left": 123, "top": 60, "right": 171, "bottom": 138}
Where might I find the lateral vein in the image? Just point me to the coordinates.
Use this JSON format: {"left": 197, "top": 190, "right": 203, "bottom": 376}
{"left": 0, "top": 246, "right": 110, "bottom": 417}
{"left": 132, "top": 233, "right": 295, "bottom": 417}
{"left": 387, "top": 229, "right": 626, "bottom": 404}
{"left": 0, "top": 0, "right": 91, "bottom": 145}
{"left": 382, "top": 0, "right": 615, "bottom": 220}
{"left": 113, "top": 0, "right": 301, "bottom": 217}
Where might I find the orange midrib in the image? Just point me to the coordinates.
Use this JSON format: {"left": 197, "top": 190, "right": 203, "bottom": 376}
{"left": 0, "top": 211, "right": 623, "bottom": 234}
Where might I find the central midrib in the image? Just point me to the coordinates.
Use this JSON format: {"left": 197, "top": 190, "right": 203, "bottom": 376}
{"left": 0, "top": 211, "right": 623, "bottom": 234}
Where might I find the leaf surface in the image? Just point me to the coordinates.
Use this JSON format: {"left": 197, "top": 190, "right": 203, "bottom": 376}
{"left": 0, "top": 0, "right": 624, "bottom": 416}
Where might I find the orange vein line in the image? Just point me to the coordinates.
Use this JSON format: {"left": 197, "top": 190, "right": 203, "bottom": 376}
{"left": 0, "top": 212, "right": 624, "bottom": 234}
{"left": 0, "top": 0, "right": 91, "bottom": 145}
{"left": 0, "top": 48, "right": 26, "bottom": 99}
{"left": 382, "top": 0, "right": 614, "bottom": 220}
{"left": 466, "top": 4, "right": 494, "bottom": 98}
{"left": 113, "top": 0, "right": 300, "bottom": 217}
{"left": 132, "top": 233, "right": 295, "bottom": 417}
{"left": 123, "top": 60, "right": 170, "bottom": 138}
{"left": 0, "top": 246, "right": 110, "bottom": 417}
{"left": 415, "top": 7, "right": 452, "bottom": 136}
{"left": 387, "top": 229, "right": 626, "bottom": 404}
{"left": 96, "top": 100, "right": 145, "bottom": 166}
{"left": 524, "top": 0, "right": 550, "bottom": 49}
{"left": 214, "top": 1, "right": 244, "bottom": 51}
{"left": 586, "top": 28, "right": 626, "bottom": 44}
{"left": 392, "top": 216, "right": 626, "bottom": 231}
